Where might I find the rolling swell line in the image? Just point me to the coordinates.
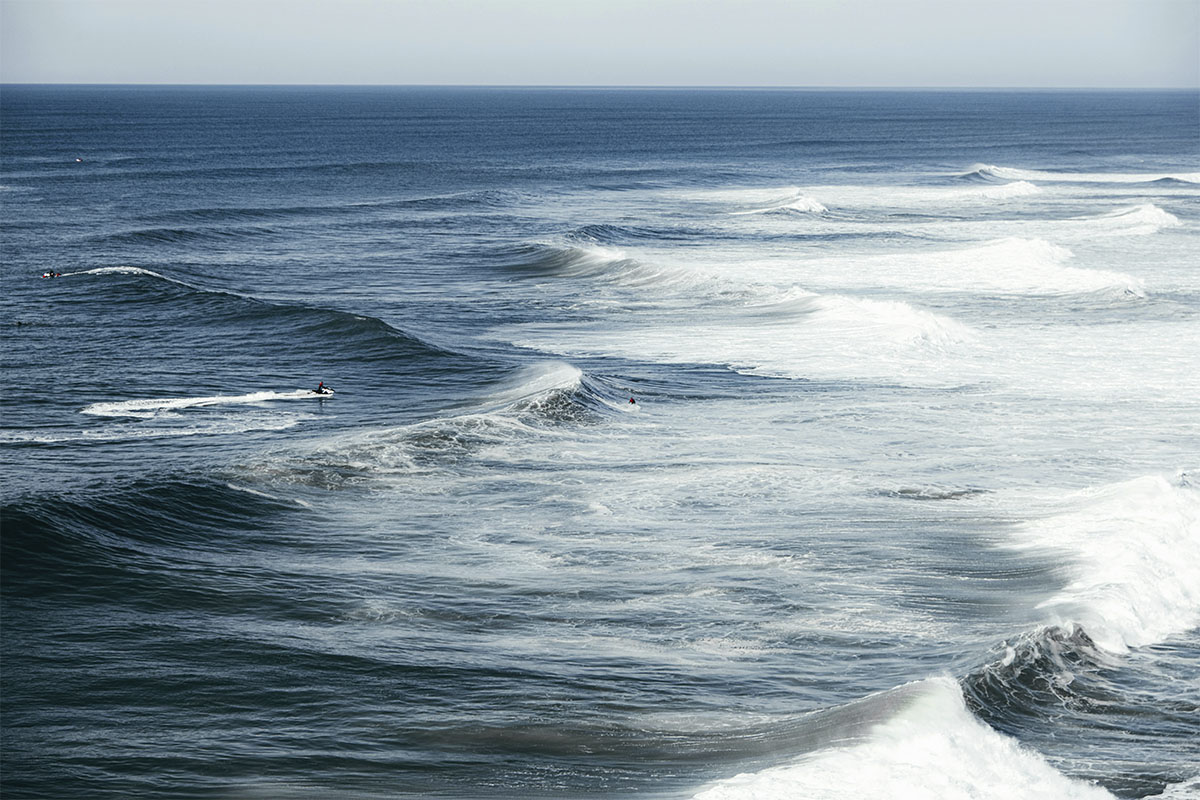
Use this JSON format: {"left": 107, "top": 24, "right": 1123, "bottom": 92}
{"left": 49, "top": 265, "right": 462, "bottom": 361}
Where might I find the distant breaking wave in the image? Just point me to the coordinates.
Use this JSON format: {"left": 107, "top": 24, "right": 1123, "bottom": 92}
{"left": 973, "top": 180, "right": 1043, "bottom": 200}
{"left": 501, "top": 242, "right": 733, "bottom": 295}
{"left": 58, "top": 265, "right": 186, "bottom": 282}
{"left": 961, "top": 163, "right": 1200, "bottom": 184}
{"left": 730, "top": 189, "right": 828, "bottom": 215}
{"left": 1075, "top": 203, "right": 1181, "bottom": 235}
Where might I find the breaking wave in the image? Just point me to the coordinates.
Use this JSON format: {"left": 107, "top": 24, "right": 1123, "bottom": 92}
{"left": 1076, "top": 203, "right": 1182, "bottom": 235}
{"left": 692, "top": 677, "right": 1113, "bottom": 800}
{"left": 731, "top": 189, "right": 828, "bottom": 215}
{"left": 1005, "top": 475, "right": 1200, "bottom": 653}
{"left": 504, "top": 288, "right": 974, "bottom": 383}
{"left": 250, "top": 362, "right": 635, "bottom": 489}
{"left": 824, "top": 237, "right": 1146, "bottom": 297}
{"left": 960, "top": 164, "right": 1200, "bottom": 184}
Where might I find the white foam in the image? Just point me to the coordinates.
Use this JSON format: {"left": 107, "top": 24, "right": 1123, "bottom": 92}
{"left": 975, "top": 180, "right": 1043, "bottom": 200}
{"left": 503, "top": 290, "right": 974, "bottom": 383}
{"left": 964, "top": 163, "right": 1200, "bottom": 184}
{"left": 82, "top": 389, "right": 320, "bottom": 418}
{"left": 0, "top": 415, "right": 304, "bottom": 443}
{"left": 779, "top": 237, "right": 1144, "bottom": 296}
{"left": 480, "top": 362, "right": 584, "bottom": 410}
{"left": 693, "top": 677, "right": 1114, "bottom": 800}
{"left": 1077, "top": 203, "right": 1182, "bottom": 235}
{"left": 1008, "top": 475, "right": 1200, "bottom": 652}
{"left": 731, "top": 188, "right": 828, "bottom": 215}
{"left": 807, "top": 294, "right": 974, "bottom": 348}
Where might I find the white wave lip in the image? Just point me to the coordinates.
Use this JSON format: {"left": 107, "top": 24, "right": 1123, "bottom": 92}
{"left": 730, "top": 188, "right": 828, "bottom": 215}
{"left": 479, "top": 361, "right": 584, "bottom": 409}
{"left": 964, "top": 163, "right": 1200, "bottom": 184}
{"left": 864, "top": 237, "right": 1144, "bottom": 296}
{"left": 55, "top": 265, "right": 173, "bottom": 280}
{"left": 975, "top": 180, "right": 1042, "bottom": 200}
{"left": 82, "top": 389, "right": 321, "bottom": 418}
{"left": 803, "top": 293, "right": 973, "bottom": 349}
{"left": 693, "top": 677, "right": 1114, "bottom": 800}
{"left": 1009, "top": 475, "right": 1200, "bottom": 653}
{"left": 505, "top": 290, "right": 974, "bottom": 384}
{"left": 1078, "top": 203, "right": 1182, "bottom": 235}
{"left": 957, "top": 237, "right": 1145, "bottom": 295}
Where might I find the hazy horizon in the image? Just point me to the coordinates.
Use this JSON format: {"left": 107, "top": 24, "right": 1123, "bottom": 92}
{"left": 2, "top": 0, "right": 1197, "bottom": 89}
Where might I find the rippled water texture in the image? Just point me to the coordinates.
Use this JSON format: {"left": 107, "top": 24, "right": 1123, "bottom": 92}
{"left": 2, "top": 87, "right": 1198, "bottom": 799}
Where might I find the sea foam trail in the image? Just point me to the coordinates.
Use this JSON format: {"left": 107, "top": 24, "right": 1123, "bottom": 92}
{"left": 962, "top": 164, "right": 1200, "bottom": 184}
{"left": 504, "top": 290, "right": 974, "bottom": 384}
{"left": 82, "top": 390, "right": 323, "bottom": 418}
{"left": 693, "top": 677, "right": 1113, "bottom": 800}
{"left": 1008, "top": 475, "right": 1200, "bottom": 653}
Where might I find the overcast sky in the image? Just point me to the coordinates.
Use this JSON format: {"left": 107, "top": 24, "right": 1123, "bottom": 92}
{"left": 2, "top": 0, "right": 1197, "bottom": 87}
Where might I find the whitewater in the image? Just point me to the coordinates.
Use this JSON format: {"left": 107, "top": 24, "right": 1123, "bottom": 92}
{"left": 2, "top": 87, "right": 1198, "bottom": 799}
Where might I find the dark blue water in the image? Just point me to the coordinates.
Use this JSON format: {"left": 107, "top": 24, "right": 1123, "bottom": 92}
{"left": 3, "top": 86, "right": 1199, "bottom": 799}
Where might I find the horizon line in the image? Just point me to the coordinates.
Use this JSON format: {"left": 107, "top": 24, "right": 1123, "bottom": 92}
{"left": 3, "top": 82, "right": 1197, "bottom": 92}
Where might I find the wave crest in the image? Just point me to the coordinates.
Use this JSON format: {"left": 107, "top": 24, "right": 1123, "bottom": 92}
{"left": 731, "top": 188, "right": 828, "bottom": 215}
{"left": 1080, "top": 203, "right": 1182, "bottom": 235}
{"left": 961, "top": 163, "right": 1200, "bottom": 184}
{"left": 1007, "top": 475, "right": 1200, "bottom": 652}
{"left": 693, "top": 677, "right": 1113, "bottom": 800}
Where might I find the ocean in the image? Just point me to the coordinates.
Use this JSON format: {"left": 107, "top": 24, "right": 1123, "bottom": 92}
{"left": 1, "top": 86, "right": 1198, "bottom": 799}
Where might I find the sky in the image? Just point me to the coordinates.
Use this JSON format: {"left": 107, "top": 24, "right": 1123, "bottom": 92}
{"left": 1, "top": 0, "right": 1197, "bottom": 88}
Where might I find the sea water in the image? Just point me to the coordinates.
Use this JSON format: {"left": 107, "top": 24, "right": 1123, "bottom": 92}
{"left": 2, "top": 86, "right": 1198, "bottom": 799}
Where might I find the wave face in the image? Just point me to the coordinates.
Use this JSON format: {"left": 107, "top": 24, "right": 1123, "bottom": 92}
{"left": 4, "top": 87, "right": 1199, "bottom": 800}
{"left": 694, "top": 678, "right": 1114, "bottom": 800}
